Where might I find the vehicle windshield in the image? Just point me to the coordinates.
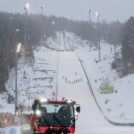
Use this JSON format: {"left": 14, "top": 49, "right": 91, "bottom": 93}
{"left": 38, "top": 103, "right": 75, "bottom": 127}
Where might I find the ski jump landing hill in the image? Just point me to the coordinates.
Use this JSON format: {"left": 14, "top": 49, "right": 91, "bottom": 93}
{"left": 55, "top": 32, "right": 134, "bottom": 134}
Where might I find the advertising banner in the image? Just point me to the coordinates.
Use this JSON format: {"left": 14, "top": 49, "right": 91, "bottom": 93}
{"left": 0, "top": 128, "right": 5, "bottom": 134}
{"left": 0, "top": 124, "right": 31, "bottom": 134}
{"left": 20, "top": 124, "right": 31, "bottom": 134}
{"left": 100, "top": 86, "right": 114, "bottom": 94}
{"left": 5, "top": 126, "right": 20, "bottom": 134}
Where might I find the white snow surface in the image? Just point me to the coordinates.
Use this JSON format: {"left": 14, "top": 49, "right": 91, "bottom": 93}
{"left": 57, "top": 37, "right": 134, "bottom": 133}
{"left": 76, "top": 43, "right": 134, "bottom": 123}
{"left": 57, "top": 50, "right": 134, "bottom": 134}
{"left": 1, "top": 31, "right": 134, "bottom": 133}
{"left": 2, "top": 46, "right": 58, "bottom": 113}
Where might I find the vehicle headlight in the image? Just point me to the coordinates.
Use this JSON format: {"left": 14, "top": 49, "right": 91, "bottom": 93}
{"left": 36, "top": 110, "right": 41, "bottom": 116}
{"left": 75, "top": 111, "right": 78, "bottom": 116}
{"left": 40, "top": 98, "right": 49, "bottom": 103}
{"left": 65, "top": 99, "right": 73, "bottom": 104}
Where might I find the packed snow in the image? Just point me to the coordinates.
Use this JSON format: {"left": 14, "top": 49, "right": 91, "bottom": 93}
{"left": 76, "top": 43, "right": 134, "bottom": 123}
{"left": 46, "top": 31, "right": 134, "bottom": 123}
{"left": 57, "top": 35, "right": 134, "bottom": 133}
{"left": 57, "top": 49, "right": 134, "bottom": 134}
{"left": 1, "top": 46, "right": 58, "bottom": 113}
{"left": 1, "top": 31, "right": 134, "bottom": 133}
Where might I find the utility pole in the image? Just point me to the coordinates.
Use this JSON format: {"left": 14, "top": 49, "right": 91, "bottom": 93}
{"left": 41, "top": 5, "right": 44, "bottom": 16}
{"left": 24, "top": 3, "right": 29, "bottom": 46}
{"left": 15, "top": 51, "right": 18, "bottom": 113}
{"left": 88, "top": 10, "right": 91, "bottom": 23}
{"left": 96, "top": 12, "right": 101, "bottom": 61}
{"left": 88, "top": 10, "right": 91, "bottom": 50}
{"left": 15, "top": 43, "right": 21, "bottom": 113}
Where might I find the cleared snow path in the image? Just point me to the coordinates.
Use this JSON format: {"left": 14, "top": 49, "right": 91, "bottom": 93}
{"left": 57, "top": 51, "right": 134, "bottom": 134}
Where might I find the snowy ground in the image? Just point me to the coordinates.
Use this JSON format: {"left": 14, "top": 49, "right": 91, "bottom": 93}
{"left": 0, "top": 46, "right": 58, "bottom": 113}
{"left": 1, "top": 31, "right": 134, "bottom": 134}
{"left": 76, "top": 43, "right": 134, "bottom": 123}
{"left": 57, "top": 48, "right": 134, "bottom": 134}
{"left": 52, "top": 32, "right": 134, "bottom": 123}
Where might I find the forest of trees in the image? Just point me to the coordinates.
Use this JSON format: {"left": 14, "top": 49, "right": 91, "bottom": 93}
{"left": 0, "top": 12, "right": 132, "bottom": 92}
{"left": 122, "top": 17, "right": 134, "bottom": 75}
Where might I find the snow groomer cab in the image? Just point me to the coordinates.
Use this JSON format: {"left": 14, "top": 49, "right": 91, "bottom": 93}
{"left": 31, "top": 98, "right": 80, "bottom": 134}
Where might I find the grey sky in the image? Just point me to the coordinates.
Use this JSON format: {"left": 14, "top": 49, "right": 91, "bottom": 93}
{"left": 0, "top": 0, "right": 134, "bottom": 22}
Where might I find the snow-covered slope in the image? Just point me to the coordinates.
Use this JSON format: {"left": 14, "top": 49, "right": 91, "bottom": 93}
{"left": 45, "top": 32, "right": 88, "bottom": 51}
{"left": 45, "top": 31, "right": 134, "bottom": 123}
{"left": 1, "top": 46, "right": 58, "bottom": 113}
{"left": 76, "top": 43, "right": 134, "bottom": 123}
{"left": 1, "top": 31, "right": 134, "bottom": 124}
{"left": 57, "top": 51, "right": 134, "bottom": 134}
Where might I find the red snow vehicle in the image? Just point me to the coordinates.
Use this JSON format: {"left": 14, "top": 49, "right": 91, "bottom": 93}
{"left": 31, "top": 98, "right": 80, "bottom": 134}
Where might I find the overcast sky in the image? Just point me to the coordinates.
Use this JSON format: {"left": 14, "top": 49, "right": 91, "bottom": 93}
{"left": 0, "top": 0, "right": 134, "bottom": 22}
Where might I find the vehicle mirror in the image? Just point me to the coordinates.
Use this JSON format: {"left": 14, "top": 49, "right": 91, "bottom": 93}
{"left": 76, "top": 106, "right": 80, "bottom": 113}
